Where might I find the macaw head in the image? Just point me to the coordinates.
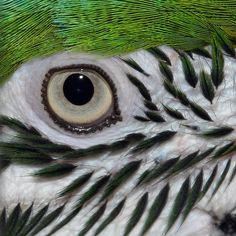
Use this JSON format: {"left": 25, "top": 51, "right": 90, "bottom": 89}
{"left": 0, "top": 1, "right": 235, "bottom": 236}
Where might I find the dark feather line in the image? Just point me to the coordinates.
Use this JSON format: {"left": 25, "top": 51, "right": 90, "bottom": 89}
{"left": 95, "top": 197, "right": 126, "bottom": 236}
{"left": 122, "top": 58, "right": 149, "bottom": 76}
{"left": 127, "top": 74, "right": 151, "bottom": 101}
{"left": 189, "top": 101, "right": 213, "bottom": 121}
{"left": 5, "top": 203, "right": 21, "bottom": 236}
{"left": 62, "top": 144, "right": 110, "bottom": 159}
{"left": 75, "top": 175, "right": 111, "bottom": 209}
{"left": 185, "top": 51, "right": 194, "bottom": 60}
{"left": 147, "top": 47, "right": 171, "bottom": 65}
{"left": 199, "top": 70, "right": 215, "bottom": 104}
{"left": 124, "top": 133, "right": 146, "bottom": 142}
{"left": 188, "top": 48, "right": 212, "bottom": 59}
{"left": 62, "top": 132, "right": 145, "bottom": 159}
{"left": 123, "top": 192, "right": 148, "bottom": 236}
{"left": 144, "top": 111, "right": 165, "bottom": 123}
{"left": 0, "top": 142, "right": 42, "bottom": 152}
{"left": 211, "top": 39, "right": 225, "bottom": 88}
{"left": 0, "top": 142, "right": 55, "bottom": 166}
{"left": 181, "top": 124, "right": 200, "bottom": 131}
{"left": 32, "top": 163, "right": 77, "bottom": 178}
{"left": 163, "top": 79, "right": 177, "bottom": 98}
{"left": 0, "top": 116, "right": 73, "bottom": 155}
{"left": 0, "top": 159, "right": 10, "bottom": 173}
{"left": 159, "top": 61, "right": 174, "bottom": 82}
{"left": 18, "top": 205, "right": 49, "bottom": 236}
{"left": 140, "top": 156, "right": 180, "bottom": 185}
{"left": 1, "top": 153, "right": 54, "bottom": 166}
{"left": 16, "top": 134, "right": 72, "bottom": 153}
{"left": 144, "top": 100, "right": 159, "bottom": 111}
{"left": 140, "top": 184, "right": 169, "bottom": 236}
{"left": 176, "top": 88, "right": 190, "bottom": 106}
{"left": 135, "top": 168, "right": 153, "bottom": 187}
{"left": 24, "top": 142, "right": 72, "bottom": 154}
{"left": 182, "top": 170, "right": 203, "bottom": 224}
{"left": 58, "top": 171, "right": 94, "bottom": 197}
{"left": 163, "top": 104, "right": 186, "bottom": 120}
{"left": 179, "top": 53, "right": 198, "bottom": 88}
{"left": 28, "top": 204, "right": 65, "bottom": 236}
{"left": 0, "top": 141, "right": 62, "bottom": 159}
{"left": 222, "top": 143, "right": 236, "bottom": 156}
{"left": 186, "top": 147, "right": 216, "bottom": 168}
{"left": 16, "top": 133, "right": 59, "bottom": 145}
{"left": 78, "top": 202, "right": 107, "bottom": 236}
{"left": 0, "top": 208, "right": 6, "bottom": 236}
{"left": 209, "top": 159, "right": 231, "bottom": 202}
{"left": 214, "top": 29, "right": 235, "bottom": 58}
{"left": 99, "top": 161, "right": 142, "bottom": 202}
{"left": 131, "top": 131, "right": 177, "bottom": 154}
{"left": 46, "top": 207, "right": 82, "bottom": 236}
{"left": 14, "top": 203, "right": 33, "bottom": 236}
{"left": 0, "top": 116, "right": 36, "bottom": 135}
{"left": 200, "top": 126, "right": 234, "bottom": 138}
{"left": 108, "top": 140, "right": 130, "bottom": 151}
{"left": 211, "top": 142, "right": 235, "bottom": 160}
{"left": 134, "top": 116, "right": 150, "bottom": 122}
{"left": 227, "top": 163, "right": 236, "bottom": 187}
{"left": 163, "top": 151, "right": 199, "bottom": 180}
{"left": 164, "top": 177, "right": 190, "bottom": 235}
{"left": 199, "top": 164, "right": 218, "bottom": 201}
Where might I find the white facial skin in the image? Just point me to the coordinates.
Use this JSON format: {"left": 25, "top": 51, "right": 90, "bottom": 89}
{"left": 0, "top": 47, "right": 235, "bottom": 236}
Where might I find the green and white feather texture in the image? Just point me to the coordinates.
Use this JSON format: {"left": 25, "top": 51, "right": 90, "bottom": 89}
{"left": 0, "top": 1, "right": 236, "bottom": 236}
{"left": 1, "top": 0, "right": 236, "bottom": 84}
{"left": 0, "top": 46, "right": 235, "bottom": 236}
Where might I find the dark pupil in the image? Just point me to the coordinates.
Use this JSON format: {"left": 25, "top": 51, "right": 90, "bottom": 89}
{"left": 63, "top": 73, "right": 94, "bottom": 106}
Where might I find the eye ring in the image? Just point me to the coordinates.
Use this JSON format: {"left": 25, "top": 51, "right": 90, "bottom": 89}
{"left": 41, "top": 64, "right": 122, "bottom": 134}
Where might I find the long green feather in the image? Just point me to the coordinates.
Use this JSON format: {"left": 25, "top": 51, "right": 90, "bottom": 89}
{"left": 1, "top": 1, "right": 236, "bottom": 84}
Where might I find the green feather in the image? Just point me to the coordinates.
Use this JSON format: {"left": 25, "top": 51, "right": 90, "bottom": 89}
{"left": 1, "top": 1, "right": 236, "bottom": 84}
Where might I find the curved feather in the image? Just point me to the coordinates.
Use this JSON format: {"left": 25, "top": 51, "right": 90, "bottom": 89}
{"left": 1, "top": 1, "right": 236, "bottom": 84}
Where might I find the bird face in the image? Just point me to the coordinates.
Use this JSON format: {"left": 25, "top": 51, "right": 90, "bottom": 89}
{"left": 0, "top": 46, "right": 235, "bottom": 236}
{"left": 1, "top": 1, "right": 236, "bottom": 236}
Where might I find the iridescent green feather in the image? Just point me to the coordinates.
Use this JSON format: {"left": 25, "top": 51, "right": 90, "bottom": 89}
{"left": 1, "top": 0, "right": 236, "bottom": 84}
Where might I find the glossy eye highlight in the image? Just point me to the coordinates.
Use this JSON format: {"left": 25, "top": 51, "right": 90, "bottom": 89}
{"left": 41, "top": 64, "right": 122, "bottom": 134}
{"left": 63, "top": 73, "right": 95, "bottom": 106}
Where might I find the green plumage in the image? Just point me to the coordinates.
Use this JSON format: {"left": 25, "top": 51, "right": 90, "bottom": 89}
{"left": 1, "top": 0, "right": 236, "bottom": 84}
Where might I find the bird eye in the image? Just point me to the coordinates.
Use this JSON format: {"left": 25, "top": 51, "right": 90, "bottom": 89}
{"left": 41, "top": 64, "right": 121, "bottom": 134}
{"left": 0, "top": 53, "right": 141, "bottom": 146}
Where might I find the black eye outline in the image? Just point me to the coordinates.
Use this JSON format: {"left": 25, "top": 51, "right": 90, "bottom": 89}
{"left": 41, "top": 64, "right": 122, "bottom": 134}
